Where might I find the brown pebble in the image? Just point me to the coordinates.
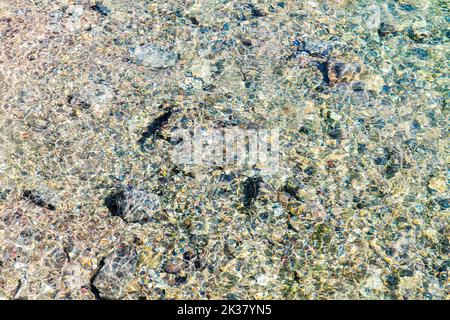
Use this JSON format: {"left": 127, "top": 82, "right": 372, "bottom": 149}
{"left": 277, "top": 191, "right": 292, "bottom": 207}
{"left": 183, "top": 219, "right": 192, "bottom": 228}
{"left": 183, "top": 249, "right": 196, "bottom": 261}
{"left": 165, "top": 262, "right": 181, "bottom": 274}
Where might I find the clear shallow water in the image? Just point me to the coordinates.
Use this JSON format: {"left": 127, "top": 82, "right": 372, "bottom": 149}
{"left": 0, "top": 0, "right": 448, "bottom": 299}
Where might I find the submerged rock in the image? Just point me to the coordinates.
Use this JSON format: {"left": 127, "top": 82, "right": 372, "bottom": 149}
{"left": 131, "top": 45, "right": 178, "bottom": 70}
{"left": 66, "top": 5, "right": 84, "bottom": 20}
{"left": 327, "top": 60, "right": 361, "bottom": 86}
{"left": 91, "top": 3, "right": 111, "bottom": 16}
{"left": 242, "top": 176, "right": 262, "bottom": 208}
{"left": 22, "top": 190, "right": 56, "bottom": 211}
{"left": 104, "top": 187, "right": 161, "bottom": 223}
{"left": 92, "top": 244, "right": 138, "bottom": 299}
{"left": 68, "top": 83, "right": 113, "bottom": 115}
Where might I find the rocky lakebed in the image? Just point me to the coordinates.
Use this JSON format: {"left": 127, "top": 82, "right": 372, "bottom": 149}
{"left": 0, "top": 0, "right": 448, "bottom": 299}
